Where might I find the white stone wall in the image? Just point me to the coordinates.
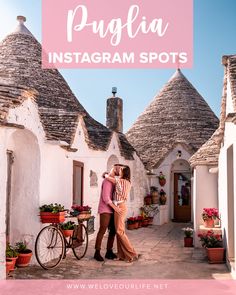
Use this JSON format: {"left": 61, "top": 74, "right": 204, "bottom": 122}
{"left": 192, "top": 165, "right": 218, "bottom": 247}
{"left": 152, "top": 144, "right": 192, "bottom": 220}
{"left": 0, "top": 98, "right": 148, "bottom": 277}
{"left": 0, "top": 129, "right": 7, "bottom": 279}
{"left": 226, "top": 78, "right": 234, "bottom": 115}
{"left": 218, "top": 121, "right": 236, "bottom": 270}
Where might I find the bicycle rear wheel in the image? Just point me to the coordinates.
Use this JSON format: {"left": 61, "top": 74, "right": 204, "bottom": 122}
{"left": 72, "top": 223, "right": 88, "bottom": 260}
{"left": 35, "top": 225, "right": 65, "bottom": 269}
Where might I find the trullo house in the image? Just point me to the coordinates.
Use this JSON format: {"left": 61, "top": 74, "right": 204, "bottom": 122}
{"left": 190, "top": 54, "right": 236, "bottom": 277}
{"left": 0, "top": 17, "right": 148, "bottom": 279}
{"left": 126, "top": 69, "right": 219, "bottom": 224}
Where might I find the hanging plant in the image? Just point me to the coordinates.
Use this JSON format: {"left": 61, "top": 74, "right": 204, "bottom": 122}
{"left": 159, "top": 189, "right": 167, "bottom": 205}
{"left": 158, "top": 172, "right": 166, "bottom": 186}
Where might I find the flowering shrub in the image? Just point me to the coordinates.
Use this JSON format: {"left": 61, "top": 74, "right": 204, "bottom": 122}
{"left": 60, "top": 221, "right": 76, "bottom": 230}
{"left": 137, "top": 215, "right": 143, "bottom": 221}
{"left": 182, "top": 227, "right": 194, "bottom": 237}
{"left": 127, "top": 217, "right": 138, "bottom": 225}
{"left": 71, "top": 205, "right": 91, "bottom": 212}
{"left": 39, "top": 203, "right": 65, "bottom": 213}
{"left": 71, "top": 205, "right": 91, "bottom": 216}
{"left": 140, "top": 205, "right": 159, "bottom": 218}
{"left": 202, "top": 208, "right": 220, "bottom": 221}
{"left": 198, "top": 230, "right": 223, "bottom": 248}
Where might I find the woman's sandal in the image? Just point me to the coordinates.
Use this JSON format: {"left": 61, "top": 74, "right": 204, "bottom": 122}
{"left": 126, "top": 254, "right": 140, "bottom": 263}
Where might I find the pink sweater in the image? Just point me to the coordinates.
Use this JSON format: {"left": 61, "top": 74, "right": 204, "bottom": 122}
{"left": 98, "top": 179, "right": 114, "bottom": 214}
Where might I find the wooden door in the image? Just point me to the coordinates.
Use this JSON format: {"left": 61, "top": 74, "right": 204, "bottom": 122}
{"left": 73, "top": 161, "right": 84, "bottom": 205}
{"left": 174, "top": 172, "right": 191, "bottom": 222}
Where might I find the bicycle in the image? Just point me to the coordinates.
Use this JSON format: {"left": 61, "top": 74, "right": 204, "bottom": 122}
{"left": 35, "top": 212, "right": 89, "bottom": 270}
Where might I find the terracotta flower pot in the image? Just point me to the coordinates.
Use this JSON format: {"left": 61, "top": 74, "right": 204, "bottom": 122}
{"left": 204, "top": 218, "right": 214, "bottom": 228}
{"left": 7, "top": 257, "right": 18, "bottom": 270}
{"left": 16, "top": 252, "right": 33, "bottom": 267}
{"left": 142, "top": 219, "right": 149, "bottom": 227}
{"left": 137, "top": 220, "right": 143, "bottom": 228}
{"left": 159, "top": 178, "right": 166, "bottom": 187}
{"left": 151, "top": 191, "right": 159, "bottom": 204}
{"left": 40, "top": 211, "right": 65, "bottom": 224}
{"left": 6, "top": 260, "right": 14, "bottom": 275}
{"left": 61, "top": 229, "right": 74, "bottom": 237}
{"left": 207, "top": 248, "right": 224, "bottom": 263}
{"left": 184, "top": 237, "right": 193, "bottom": 247}
{"left": 127, "top": 223, "right": 136, "bottom": 230}
{"left": 77, "top": 211, "right": 91, "bottom": 220}
{"left": 159, "top": 195, "right": 167, "bottom": 205}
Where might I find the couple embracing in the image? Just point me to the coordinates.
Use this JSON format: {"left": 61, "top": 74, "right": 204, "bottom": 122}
{"left": 94, "top": 164, "right": 138, "bottom": 263}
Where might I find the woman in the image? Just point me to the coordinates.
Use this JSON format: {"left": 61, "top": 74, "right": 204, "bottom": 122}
{"left": 105, "top": 166, "right": 138, "bottom": 262}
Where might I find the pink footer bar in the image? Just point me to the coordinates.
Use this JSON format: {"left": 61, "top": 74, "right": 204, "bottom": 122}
{"left": 0, "top": 280, "right": 236, "bottom": 295}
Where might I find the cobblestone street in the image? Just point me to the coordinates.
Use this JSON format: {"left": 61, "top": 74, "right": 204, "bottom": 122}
{"left": 9, "top": 223, "right": 231, "bottom": 280}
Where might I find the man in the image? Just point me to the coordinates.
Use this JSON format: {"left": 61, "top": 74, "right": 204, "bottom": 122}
{"left": 94, "top": 164, "right": 121, "bottom": 261}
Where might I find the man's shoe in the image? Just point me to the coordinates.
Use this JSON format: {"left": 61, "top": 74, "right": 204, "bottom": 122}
{"left": 94, "top": 250, "right": 104, "bottom": 262}
{"left": 105, "top": 250, "right": 117, "bottom": 260}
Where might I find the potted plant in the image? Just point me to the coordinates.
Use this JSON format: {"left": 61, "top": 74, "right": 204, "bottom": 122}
{"left": 140, "top": 212, "right": 149, "bottom": 227}
{"left": 150, "top": 186, "right": 158, "bottom": 204}
{"left": 140, "top": 205, "right": 159, "bottom": 226}
{"left": 144, "top": 194, "right": 152, "bottom": 205}
{"left": 202, "top": 208, "right": 220, "bottom": 228}
{"left": 71, "top": 205, "right": 92, "bottom": 220}
{"left": 60, "top": 221, "right": 76, "bottom": 237}
{"left": 158, "top": 172, "right": 166, "bottom": 186}
{"left": 39, "top": 203, "right": 66, "bottom": 223}
{"left": 182, "top": 227, "right": 194, "bottom": 247}
{"left": 6, "top": 259, "right": 14, "bottom": 275}
{"left": 198, "top": 230, "right": 225, "bottom": 263}
{"left": 6, "top": 243, "right": 18, "bottom": 271}
{"left": 159, "top": 189, "right": 167, "bottom": 205}
{"left": 127, "top": 217, "right": 139, "bottom": 230}
{"left": 137, "top": 215, "right": 143, "bottom": 228}
{"left": 15, "top": 241, "right": 33, "bottom": 267}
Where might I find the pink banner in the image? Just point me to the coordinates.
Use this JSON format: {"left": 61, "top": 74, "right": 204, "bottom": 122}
{"left": 1, "top": 280, "right": 236, "bottom": 295}
{"left": 42, "top": 0, "right": 193, "bottom": 68}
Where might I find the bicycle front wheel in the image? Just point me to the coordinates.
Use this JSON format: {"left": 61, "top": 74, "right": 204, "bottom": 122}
{"left": 72, "top": 223, "right": 88, "bottom": 260}
{"left": 35, "top": 225, "right": 65, "bottom": 269}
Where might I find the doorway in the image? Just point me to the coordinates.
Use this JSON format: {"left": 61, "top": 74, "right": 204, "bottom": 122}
{"left": 73, "top": 161, "right": 84, "bottom": 205}
{"left": 6, "top": 129, "right": 40, "bottom": 245}
{"left": 174, "top": 172, "right": 191, "bottom": 222}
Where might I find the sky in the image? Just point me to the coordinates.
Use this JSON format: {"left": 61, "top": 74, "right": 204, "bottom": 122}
{"left": 0, "top": 0, "right": 236, "bottom": 132}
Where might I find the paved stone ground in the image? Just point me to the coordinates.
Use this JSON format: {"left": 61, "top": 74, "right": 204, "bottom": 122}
{"left": 9, "top": 222, "right": 232, "bottom": 280}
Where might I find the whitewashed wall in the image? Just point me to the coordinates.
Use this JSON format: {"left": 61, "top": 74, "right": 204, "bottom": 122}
{"left": 151, "top": 144, "right": 192, "bottom": 221}
{"left": 218, "top": 121, "right": 236, "bottom": 274}
{"left": 0, "top": 129, "right": 7, "bottom": 279}
{"left": 192, "top": 165, "right": 218, "bottom": 247}
{"left": 0, "top": 98, "right": 148, "bottom": 277}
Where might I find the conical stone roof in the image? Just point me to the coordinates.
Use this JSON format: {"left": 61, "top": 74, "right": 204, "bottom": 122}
{"left": 0, "top": 17, "right": 134, "bottom": 159}
{"left": 126, "top": 69, "right": 219, "bottom": 169}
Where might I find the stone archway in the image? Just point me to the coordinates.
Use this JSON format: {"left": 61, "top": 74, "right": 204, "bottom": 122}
{"left": 171, "top": 159, "right": 192, "bottom": 222}
{"left": 6, "top": 129, "right": 40, "bottom": 248}
{"left": 107, "top": 154, "right": 119, "bottom": 172}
